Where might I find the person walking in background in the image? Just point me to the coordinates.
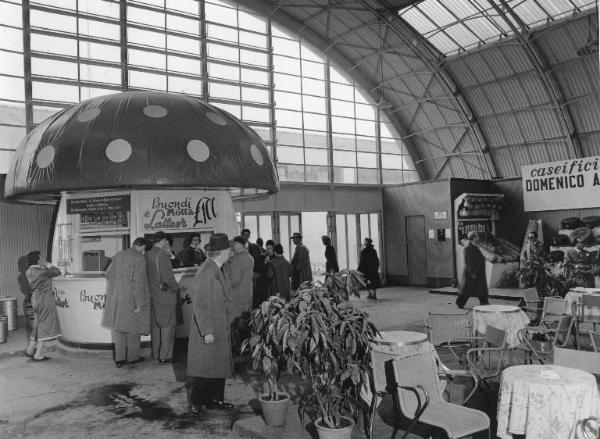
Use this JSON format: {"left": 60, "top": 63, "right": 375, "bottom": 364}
{"left": 145, "top": 231, "right": 180, "bottom": 364}
{"left": 321, "top": 235, "right": 339, "bottom": 277}
{"left": 227, "top": 236, "right": 254, "bottom": 352}
{"left": 358, "top": 238, "right": 381, "bottom": 300}
{"left": 456, "top": 231, "right": 489, "bottom": 309}
{"left": 265, "top": 244, "right": 292, "bottom": 300}
{"left": 102, "top": 238, "right": 150, "bottom": 368}
{"left": 178, "top": 233, "right": 206, "bottom": 268}
{"left": 186, "top": 233, "right": 236, "bottom": 415}
{"left": 23, "top": 251, "right": 62, "bottom": 361}
{"left": 291, "top": 232, "right": 312, "bottom": 291}
{"left": 241, "top": 229, "right": 265, "bottom": 307}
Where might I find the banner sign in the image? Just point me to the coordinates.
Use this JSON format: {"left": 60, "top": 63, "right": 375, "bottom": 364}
{"left": 139, "top": 190, "right": 234, "bottom": 232}
{"left": 522, "top": 156, "right": 600, "bottom": 212}
{"left": 67, "top": 195, "right": 130, "bottom": 215}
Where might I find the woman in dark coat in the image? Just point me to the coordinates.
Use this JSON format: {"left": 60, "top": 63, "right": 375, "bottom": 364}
{"left": 358, "top": 238, "right": 381, "bottom": 300}
{"left": 456, "top": 231, "right": 489, "bottom": 308}
{"left": 322, "top": 235, "right": 339, "bottom": 276}
{"left": 24, "top": 251, "right": 62, "bottom": 361}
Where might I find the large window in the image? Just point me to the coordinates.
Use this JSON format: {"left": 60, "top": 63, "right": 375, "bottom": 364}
{"left": 0, "top": 0, "right": 417, "bottom": 182}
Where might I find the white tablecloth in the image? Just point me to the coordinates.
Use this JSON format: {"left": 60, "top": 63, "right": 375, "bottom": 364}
{"left": 497, "top": 365, "right": 600, "bottom": 439}
{"left": 473, "top": 305, "right": 530, "bottom": 348}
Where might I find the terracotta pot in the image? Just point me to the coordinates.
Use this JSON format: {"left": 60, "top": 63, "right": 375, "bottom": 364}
{"left": 315, "top": 417, "right": 354, "bottom": 439}
{"left": 259, "top": 393, "right": 290, "bottom": 427}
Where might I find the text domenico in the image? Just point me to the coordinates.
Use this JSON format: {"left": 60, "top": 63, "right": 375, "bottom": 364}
{"left": 525, "top": 158, "right": 600, "bottom": 192}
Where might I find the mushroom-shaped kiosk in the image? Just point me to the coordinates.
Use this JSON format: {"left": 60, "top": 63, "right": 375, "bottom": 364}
{"left": 4, "top": 91, "right": 279, "bottom": 353}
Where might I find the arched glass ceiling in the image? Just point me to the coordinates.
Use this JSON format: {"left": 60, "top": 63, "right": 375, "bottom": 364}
{"left": 0, "top": 0, "right": 418, "bottom": 185}
{"left": 400, "top": 0, "right": 597, "bottom": 56}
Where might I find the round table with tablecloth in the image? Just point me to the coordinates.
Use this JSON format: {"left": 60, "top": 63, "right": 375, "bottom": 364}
{"left": 472, "top": 305, "right": 530, "bottom": 348}
{"left": 565, "top": 288, "right": 600, "bottom": 318}
{"left": 497, "top": 364, "right": 600, "bottom": 439}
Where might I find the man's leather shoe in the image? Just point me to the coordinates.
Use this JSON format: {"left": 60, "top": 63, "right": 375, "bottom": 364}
{"left": 206, "top": 400, "right": 234, "bottom": 410}
{"left": 158, "top": 358, "right": 172, "bottom": 364}
{"left": 115, "top": 361, "right": 126, "bottom": 368}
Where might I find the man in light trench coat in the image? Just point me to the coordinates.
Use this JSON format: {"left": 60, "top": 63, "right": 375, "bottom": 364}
{"left": 186, "top": 233, "right": 237, "bottom": 414}
{"left": 102, "top": 237, "right": 150, "bottom": 368}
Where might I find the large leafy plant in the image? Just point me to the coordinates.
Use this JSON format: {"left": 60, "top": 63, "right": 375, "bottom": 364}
{"left": 242, "top": 271, "right": 378, "bottom": 429}
{"left": 517, "top": 256, "right": 578, "bottom": 297}
{"left": 241, "top": 295, "right": 294, "bottom": 401}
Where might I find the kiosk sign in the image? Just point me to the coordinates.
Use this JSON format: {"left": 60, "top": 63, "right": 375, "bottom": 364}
{"left": 140, "top": 190, "right": 231, "bottom": 231}
{"left": 522, "top": 156, "right": 600, "bottom": 211}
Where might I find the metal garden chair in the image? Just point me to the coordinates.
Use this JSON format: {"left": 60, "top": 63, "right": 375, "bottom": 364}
{"left": 590, "top": 330, "right": 600, "bottom": 352}
{"left": 519, "top": 288, "right": 543, "bottom": 323}
{"left": 515, "top": 314, "right": 573, "bottom": 364}
{"left": 391, "top": 350, "right": 490, "bottom": 439}
{"left": 424, "top": 311, "right": 473, "bottom": 367}
{"left": 574, "top": 295, "right": 600, "bottom": 349}
{"left": 465, "top": 325, "right": 508, "bottom": 398}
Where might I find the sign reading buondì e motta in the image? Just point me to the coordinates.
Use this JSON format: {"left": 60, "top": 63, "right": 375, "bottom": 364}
{"left": 522, "top": 156, "right": 600, "bottom": 211}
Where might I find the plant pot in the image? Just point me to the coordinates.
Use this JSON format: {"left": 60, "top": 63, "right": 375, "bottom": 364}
{"left": 259, "top": 393, "right": 290, "bottom": 427}
{"left": 315, "top": 417, "right": 354, "bottom": 439}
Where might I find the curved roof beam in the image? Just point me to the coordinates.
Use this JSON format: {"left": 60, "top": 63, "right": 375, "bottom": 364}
{"left": 236, "top": 0, "right": 429, "bottom": 179}
{"left": 354, "top": 0, "right": 499, "bottom": 179}
{"left": 488, "top": 0, "right": 583, "bottom": 159}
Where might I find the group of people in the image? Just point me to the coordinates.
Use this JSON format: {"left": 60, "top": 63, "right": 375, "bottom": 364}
{"left": 21, "top": 228, "right": 381, "bottom": 414}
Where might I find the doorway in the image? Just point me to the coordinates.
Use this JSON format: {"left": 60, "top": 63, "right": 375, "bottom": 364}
{"left": 406, "top": 215, "right": 426, "bottom": 286}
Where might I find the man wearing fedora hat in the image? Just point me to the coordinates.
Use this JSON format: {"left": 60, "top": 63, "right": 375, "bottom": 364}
{"left": 291, "top": 232, "right": 312, "bottom": 291}
{"left": 186, "top": 233, "right": 236, "bottom": 414}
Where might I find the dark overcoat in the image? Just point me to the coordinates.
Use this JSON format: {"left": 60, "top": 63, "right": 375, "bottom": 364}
{"left": 291, "top": 244, "right": 312, "bottom": 290}
{"left": 145, "top": 246, "right": 179, "bottom": 328}
{"left": 324, "top": 244, "right": 339, "bottom": 273}
{"left": 102, "top": 248, "right": 150, "bottom": 335}
{"left": 227, "top": 249, "right": 253, "bottom": 321}
{"left": 358, "top": 245, "right": 381, "bottom": 289}
{"left": 266, "top": 255, "right": 292, "bottom": 299}
{"left": 460, "top": 243, "right": 488, "bottom": 298}
{"left": 187, "top": 258, "right": 234, "bottom": 379}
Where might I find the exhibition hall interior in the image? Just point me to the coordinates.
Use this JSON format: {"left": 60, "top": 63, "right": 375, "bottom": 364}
{"left": 0, "top": 0, "right": 599, "bottom": 438}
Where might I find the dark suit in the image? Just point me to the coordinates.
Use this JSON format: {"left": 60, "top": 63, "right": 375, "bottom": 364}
{"left": 456, "top": 243, "right": 489, "bottom": 308}
{"left": 145, "top": 246, "right": 179, "bottom": 361}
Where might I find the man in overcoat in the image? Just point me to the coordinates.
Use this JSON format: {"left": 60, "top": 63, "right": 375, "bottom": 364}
{"left": 291, "top": 232, "right": 312, "bottom": 291}
{"left": 186, "top": 233, "right": 236, "bottom": 414}
{"left": 456, "top": 231, "right": 489, "bottom": 308}
{"left": 145, "top": 231, "right": 180, "bottom": 363}
{"left": 227, "top": 236, "right": 253, "bottom": 353}
{"left": 102, "top": 237, "right": 149, "bottom": 367}
{"left": 265, "top": 244, "right": 292, "bottom": 300}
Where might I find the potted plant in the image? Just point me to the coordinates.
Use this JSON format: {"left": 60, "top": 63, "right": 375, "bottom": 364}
{"left": 288, "top": 281, "right": 378, "bottom": 439}
{"left": 241, "top": 295, "right": 292, "bottom": 426}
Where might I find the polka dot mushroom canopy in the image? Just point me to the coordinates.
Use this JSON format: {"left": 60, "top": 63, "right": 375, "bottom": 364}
{"left": 4, "top": 91, "right": 279, "bottom": 202}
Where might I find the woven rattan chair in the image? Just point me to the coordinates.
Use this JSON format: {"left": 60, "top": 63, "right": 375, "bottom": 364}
{"left": 391, "top": 350, "right": 490, "bottom": 439}
{"left": 590, "top": 330, "right": 600, "bottom": 353}
{"left": 539, "top": 296, "right": 568, "bottom": 327}
{"left": 516, "top": 315, "right": 573, "bottom": 364}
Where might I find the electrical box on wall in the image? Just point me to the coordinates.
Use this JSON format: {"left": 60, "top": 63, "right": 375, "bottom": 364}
{"left": 437, "top": 228, "right": 446, "bottom": 241}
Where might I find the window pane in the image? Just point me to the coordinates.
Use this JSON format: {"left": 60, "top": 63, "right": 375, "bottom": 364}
{"left": 238, "top": 9, "right": 266, "bottom": 33}
{"left": 242, "top": 106, "right": 269, "bottom": 123}
{"left": 333, "top": 150, "right": 356, "bottom": 167}
{"left": 369, "top": 213, "right": 380, "bottom": 256}
{"left": 301, "top": 60, "right": 324, "bottom": 79}
{"left": 302, "top": 77, "right": 324, "bottom": 96}
{"left": 257, "top": 215, "right": 272, "bottom": 241}
{"left": 356, "top": 119, "right": 376, "bottom": 136}
{"left": 241, "top": 68, "right": 268, "bottom": 85}
{"left": 382, "top": 169, "right": 403, "bottom": 184}
{"left": 357, "top": 152, "right": 377, "bottom": 168}
{"left": 240, "top": 50, "right": 268, "bottom": 68}
{"left": 302, "top": 95, "right": 326, "bottom": 114}
{"left": 0, "top": 26, "right": 23, "bottom": 51}
{"left": 207, "top": 43, "right": 239, "bottom": 62}
{"left": 166, "top": 14, "right": 199, "bottom": 33}
{"left": 303, "top": 112, "right": 326, "bottom": 131}
{"left": 331, "top": 99, "right": 354, "bottom": 117}
{"left": 274, "top": 73, "right": 301, "bottom": 93}
{"left": 381, "top": 154, "right": 404, "bottom": 169}
{"left": 304, "top": 130, "right": 327, "bottom": 148}
{"left": 80, "top": 64, "right": 121, "bottom": 84}
{"left": 128, "top": 49, "right": 166, "bottom": 69}
{"left": 358, "top": 168, "right": 379, "bottom": 184}
{"left": 273, "top": 55, "right": 300, "bottom": 75}
{"left": 32, "top": 82, "right": 79, "bottom": 102}
{"left": 332, "top": 134, "right": 355, "bottom": 150}
{"left": 127, "top": 27, "right": 165, "bottom": 48}
{"left": 305, "top": 165, "right": 329, "bottom": 183}
{"left": 211, "top": 101, "right": 241, "bottom": 118}
{"left": 35, "top": 58, "right": 75, "bottom": 80}
{"left": 278, "top": 145, "right": 304, "bottom": 164}
{"left": 129, "top": 70, "right": 167, "bottom": 90}
{"left": 31, "top": 34, "right": 77, "bottom": 56}
{"left": 279, "top": 214, "right": 290, "bottom": 259}
{"left": 209, "top": 82, "right": 240, "bottom": 100}
{"left": 128, "top": 6, "right": 165, "bottom": 27}
{"left": 168, "top": 55, "right": 201, "bottom": 74}
{"left": 79, "top": 42, "right": 120, "bottom": 62}
{"left": 205, "top": 2, "right": 237, "bottom": 27}
{"left": 347, "top": 214, "right": 358, "bottom": 267}
{"left": 244, "top": 215, "right": 258, "bottom": 237}
{"left": 168, "top": 76, "right": 202, "bottom": 95}
{"left": 0, "top": 100, "right": 25, "bottom": 125}
{"left": 334, "top": 167, "right": 356, "bottom": 184}
{"left": 208, "top": 63, "right": 239, "bottom": 80}
{"left": 330, "top": 82, "right": 353, "bottom": 100}
{"left": 305, "top": 148, "right": 328, "bottom": 166}
{"left": 240, "top": 30, "right": 267, "bottom": 48}
{"left": 277, "top": 128, "right": 303, "bottom": 146}
{"left": 80, "top": 19, "right": 120, "bottom": 41}
{"left": 274, "top": 91, "right": 301, "bottom": 110}
{"left": 275, "top": 109, "right": 302, "bottom": 129}
{"left": 30, "top": 10, "right": 76, "bottom": 33}
{"left": 331, "top": 116, "right": 355, "bottom": 134}
{"left": 277, "top": 163, "right": 304, "bottom": 182}
{"left": 167, "top": 35, "right": 201, "bottom": 55}
{"left": 357, "top": 136, "right": 377, "bottom": 152}
{"left": 272, "top": 37, "right": 300, "bottom": 58}
{"left": 0, "top": 125, "right": 26, "bottom": 149}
